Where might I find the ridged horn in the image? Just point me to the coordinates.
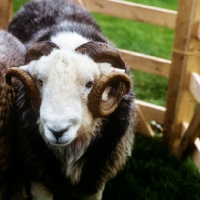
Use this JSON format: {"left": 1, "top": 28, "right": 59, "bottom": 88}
{"left": 6, "top": 67, "right": 41, "bottom": 112}
{"left": 25, "top": 41, "right": 59, "bottom": 64}
{"left": 88, "top": 72, "right": 131, "bottom": 117}
{"left": 5, "top": 41, "right": 59, "bottom": 112}
{"left": 75, "top": 41, "right": 126, "bottom": 70}
{"left": 76, "top": 41, "right": 131, "bottom": 117}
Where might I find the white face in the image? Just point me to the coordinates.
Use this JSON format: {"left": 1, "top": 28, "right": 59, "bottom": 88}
{"left": 21, "top": 49, "right": 101, "bottom": 146}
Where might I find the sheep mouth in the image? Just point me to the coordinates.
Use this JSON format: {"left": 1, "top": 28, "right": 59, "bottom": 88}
{"left": 47, "top": 136, "right": 74, "bottom": 146}
{"left": 49, "top": 139, "right": 70, "bottom": 146}
{"left": 43, "top": 125, "right": 76, "bottom": 146}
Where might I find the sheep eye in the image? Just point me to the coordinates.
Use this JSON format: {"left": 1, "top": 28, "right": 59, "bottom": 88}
{"left": 85, "top": 81, "right": 93, "bottom": 88}
{"left": 38, "top": 79, "right": 43, "bottom": 86}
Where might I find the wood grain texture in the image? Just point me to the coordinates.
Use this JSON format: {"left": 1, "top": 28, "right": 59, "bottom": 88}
{"left": 119, "top": 49, "right": 171, "bottom": 78}
{"left": 163, "top": 0, "right": 200, "bottom": 154}
{"left": 0, "top": 0, "right": 12, "bottom": 29}
{"left": 82, "top": 0, "right": 177, "bottom": 29}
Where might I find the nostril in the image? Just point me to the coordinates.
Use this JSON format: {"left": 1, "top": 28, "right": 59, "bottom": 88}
{"left": 49, "top": 127, "right": 69, "bottom": 139}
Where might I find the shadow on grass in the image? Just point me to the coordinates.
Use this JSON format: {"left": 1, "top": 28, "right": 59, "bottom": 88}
{"left": 103, "top": 133, "right": 200, "bottom": 200}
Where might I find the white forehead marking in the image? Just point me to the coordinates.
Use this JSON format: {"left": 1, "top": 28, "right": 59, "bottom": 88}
{"left": 51, "top": 32, "right": 89, "bottom": 52}
{"left": 35, "top": 49, "right": 99, "bottom": 78}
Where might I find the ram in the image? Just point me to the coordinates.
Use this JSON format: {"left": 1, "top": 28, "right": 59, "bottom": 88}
{"left": 3, "top": 0, "right": 136, "bottom": 199}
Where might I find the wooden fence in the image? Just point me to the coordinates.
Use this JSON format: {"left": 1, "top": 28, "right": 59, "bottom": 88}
{"left": 81, "top": 0, "right": 200, "bottom": 169}
{"left": 1, "top": 0, "right": 200, "bottom": 168}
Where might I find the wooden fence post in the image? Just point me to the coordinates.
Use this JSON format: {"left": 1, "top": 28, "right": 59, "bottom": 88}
{"left": 0, "top": 0, "right": 12, "bottom": 29}
{"left": 163, "top": 0, "right": 200, "bottom": 156}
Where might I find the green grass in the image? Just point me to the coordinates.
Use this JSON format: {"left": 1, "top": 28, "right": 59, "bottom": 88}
{"left": 126, "top": 0, "right": 178, "bottom": 10}
{"left": 13, "top": 0, "right": 30, "bottom": 13}
{"left": 92, "top": 14, "right": 174, "bottom": 59}
{"left": 103, "top": 133, "right": 200, "bottom": 200}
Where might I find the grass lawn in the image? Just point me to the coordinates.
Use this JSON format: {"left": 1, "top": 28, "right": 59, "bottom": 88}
{"left": 12, "top": 0, "right": 200, "bottom": 199}
{"left": 126, "top": 0, "right": 178, "bottom": 10}
{"left": 13, "top": 0, "right": 29, "bottom": 13}
{"left": 103, "top": 133, "right": 200, "bottom": 200}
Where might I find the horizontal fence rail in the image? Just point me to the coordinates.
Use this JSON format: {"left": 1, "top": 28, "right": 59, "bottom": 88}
{"left": 136, "top": 100, "right": 166, "bottom": 125}
{"left": 83, "top": 0, "right": 177, "bottom": 29}
{"left": 189, "top": 72, "right": 200, "bottom": 102}
{"left": 119, "top": 49, "right": 171, "bottom": 78}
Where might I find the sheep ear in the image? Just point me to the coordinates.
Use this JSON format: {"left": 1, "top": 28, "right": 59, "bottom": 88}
{"left": 4, "top": 66, "right": 27, "bottom": 87}
{"left": 111, "top": 67, "right": 125, "bottom": 73}
{"left": 19, "top": 65, "right": 29, "bottom": 72}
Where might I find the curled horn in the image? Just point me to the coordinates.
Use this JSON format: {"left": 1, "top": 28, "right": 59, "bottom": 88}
{"left": 6, "top": 41, "right": 59, "bottom": 112}
{"left": 6, "top": 67, "right": 41, "bottom": 112}
{"left": 75, "top": 41, "right": 126, "bottom": 70}
{"left": 75, "top": 41, "right": 131, "bottom": 117}
{"left": 25, "top": 41, "right": 59, "bottom": 64}
{"left": 88, "top": 72, "right": 131, "bottom": 117}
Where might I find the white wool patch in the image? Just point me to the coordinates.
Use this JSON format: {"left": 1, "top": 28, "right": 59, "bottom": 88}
{"left": 51, "top": 32, "right": 89, "bottom": 52}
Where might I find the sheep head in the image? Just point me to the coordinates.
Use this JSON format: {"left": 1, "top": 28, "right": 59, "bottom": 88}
{"left": 6, "top": 41, "right": 59, "bottom": 112}
{"left": 6, "top": 41, "right": 131, "bottom": 116}
{"left": 5, "top": 40, "right": 131, "bottom": 145}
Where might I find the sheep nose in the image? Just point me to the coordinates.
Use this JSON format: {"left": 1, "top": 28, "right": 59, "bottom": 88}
{"left": 49, "top": 127, "right": 69, "bottom": 139}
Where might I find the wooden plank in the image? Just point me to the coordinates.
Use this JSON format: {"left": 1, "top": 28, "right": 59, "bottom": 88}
{"left": 176, "top": 105, "right": 200, "bottom": 158}
{"left": 0, "top": 0, "right": 12, "bottom": 29}
{"left": 195, "top": 137, "right": 200, "bottom": 151}
{"left": 170, "top": 0, "right": 200, "bottom": 155}
{"left": 192, "top": 147, "right": 200, "bottom": 171}
{"left": 163, "top": 0, "right": 200, "bottom": 154}
{"left": 136, "top": 100, "right": 166, "bottom": 124}
{"left": 192, "top": 21, "right": 200, "bottom": 40}
{"left": 136, "top": 105, "right": 155, "bottom": 136}
{"left": 119, "top": 49, "right": 171, "bottom": 78}
{"left": 73, "top": 0, "right": 84, "bottom": 7}
{"left": 189, "top": 72, "right": 200, "bottom": 102}
{"left": 181, "top": 122, "right": 189, "bottom": 135}
{"left": 82, "top": 0, "right": 177, "bottom": 29}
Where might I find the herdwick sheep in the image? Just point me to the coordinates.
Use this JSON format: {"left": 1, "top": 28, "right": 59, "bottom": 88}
{"left": 3, "top": 0, "right": 136, "bottom": 199}
{"left": 0, "top": 30, "right": 26, "bottom": 198}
